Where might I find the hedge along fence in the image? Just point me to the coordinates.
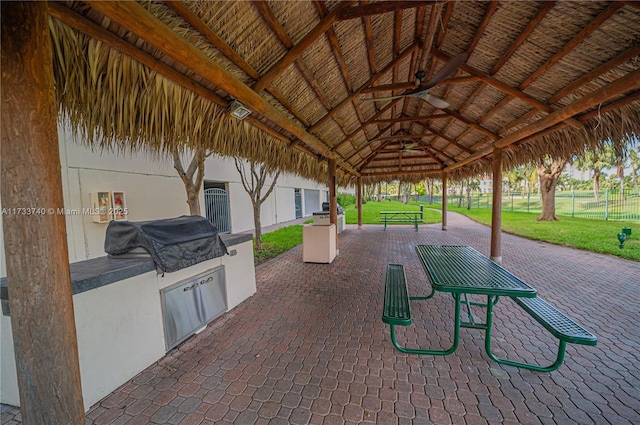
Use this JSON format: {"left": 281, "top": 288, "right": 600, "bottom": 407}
{"left": 439, "top": 190, "right": 640, "bottom": 222}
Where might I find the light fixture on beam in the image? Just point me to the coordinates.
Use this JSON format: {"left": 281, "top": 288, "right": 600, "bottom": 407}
{"left": 228, "top": 99, "right": 251, "bottom": 120}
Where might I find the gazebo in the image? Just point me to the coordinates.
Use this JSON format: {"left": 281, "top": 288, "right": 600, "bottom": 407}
{"left": 2, "top": 1, "right": 639, "bottom": 422}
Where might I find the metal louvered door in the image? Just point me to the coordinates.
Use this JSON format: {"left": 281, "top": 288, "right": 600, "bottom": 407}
{"left": 204, "top": 188, "right": 231, "bottom": 234}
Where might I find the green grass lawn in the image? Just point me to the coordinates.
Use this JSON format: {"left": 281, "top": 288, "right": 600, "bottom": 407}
{"left": 253, "top": 202, "right": 639, "bottom": 265}
{"left": 253, "top": 224, "right": 305, "bottom": 266}
{"left": 447, "top": 205, "right": 639, "bottom": 261}
{"left": 343, "top": 200, "right": 442, "bottom": 225}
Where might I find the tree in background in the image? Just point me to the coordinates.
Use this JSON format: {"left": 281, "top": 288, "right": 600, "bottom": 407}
{"left": 234, "top": 157, "right": 280, "bottom": 250}
{"left": 573, "top": 144, "right": 616, "bottom": 201}
{"left": 535, "top": 157, "right": 567, "bottom": 221}
{"left": 173, "top": 146, "right": 211, "bottom": 215}
{"left": 629, "top": 149, "right": 639, "bottom": 191}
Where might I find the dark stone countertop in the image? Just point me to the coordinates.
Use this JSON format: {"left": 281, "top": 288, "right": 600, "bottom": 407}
{"left": 0, "top": 233, "right": 253, "bottom": 302}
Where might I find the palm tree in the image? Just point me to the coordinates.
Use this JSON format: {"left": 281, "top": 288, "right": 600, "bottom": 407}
{"left": 573, "top": 144, "right": 617, "bottom": 201}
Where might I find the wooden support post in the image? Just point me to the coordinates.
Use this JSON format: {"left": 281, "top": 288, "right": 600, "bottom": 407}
{"left": 328, "top": 159, "right": 338, "bottom": 253}
{"left": 441, "top": 172, "right": 448, "bottom": 231}
{"left": 491, "top": 148, "right": 503, "bottom": 263}
{"left": 1, "top": 2, "right": 85, "bottom": 423}
{"left": 357, "top": 177, "right": 363, "bottom": 229}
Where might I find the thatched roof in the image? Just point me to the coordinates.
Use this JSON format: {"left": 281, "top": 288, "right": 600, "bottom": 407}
{"left": 48, "top": 1, "right": 640, "bottom": 185}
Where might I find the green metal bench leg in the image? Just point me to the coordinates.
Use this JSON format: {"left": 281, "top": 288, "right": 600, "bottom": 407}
{"left": 410, "top": 284, "right": 435, "bottom": 301}
{"left": 483, "top": 299, "right": 568, "bottom": 372}
{"left": 388, "top": 293, "right": 461, "bottom": 356}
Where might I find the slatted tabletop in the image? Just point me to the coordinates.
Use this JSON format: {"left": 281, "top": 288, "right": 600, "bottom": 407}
{"left": 415, "top": 245, "right": 537, "bottom": 298}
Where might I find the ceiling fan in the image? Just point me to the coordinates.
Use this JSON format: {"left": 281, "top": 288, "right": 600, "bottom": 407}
{"left": 398, "top": 141, "right": 421, "bottom": 152}
{"left": 363, "top": 52, "right": 469, "bottom": 109}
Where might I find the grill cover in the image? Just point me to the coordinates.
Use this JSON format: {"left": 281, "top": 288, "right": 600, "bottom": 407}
{"left": 105, "top": 216, "right": 228, "bottom": 273}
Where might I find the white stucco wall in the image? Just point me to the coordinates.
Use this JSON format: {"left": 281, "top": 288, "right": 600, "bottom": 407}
{"left": 0, "top": 123, "right": 349, "bottom": 275}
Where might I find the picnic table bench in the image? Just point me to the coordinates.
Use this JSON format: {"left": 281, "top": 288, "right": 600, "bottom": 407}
{"left": 382, "top": 246, "right": 597, "bottom": 372}
{"left": 379, "top": 211, "right": 422, "bottom": 231}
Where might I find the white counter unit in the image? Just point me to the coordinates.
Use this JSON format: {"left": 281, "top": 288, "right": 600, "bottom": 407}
{"left": 0, "top": 235, "right": 256, "bottom": 411}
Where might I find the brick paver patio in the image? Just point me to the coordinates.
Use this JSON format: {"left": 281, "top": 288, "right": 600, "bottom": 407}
{"left": 2, "top": 212, "right": 639, "bottom": 424}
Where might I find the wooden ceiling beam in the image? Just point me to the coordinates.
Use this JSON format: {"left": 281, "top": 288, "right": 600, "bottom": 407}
{"left": 311, "top": 41, "right": 419, "bottom": 132}
{"left": 355, "top": 140, "right": 393, "bottom": 170}
{"left": 466, "top": 0, "right": 499, "bottom": 54}
{"left": 459, "top": 3, "right": 556, "bottom": 127}
{"left": 447, "top": 68, "right": 640, "bottom": 171}
{"left": 361, "top": 169, "right": 442, "bottom": 177}
{"left": 442, "top": 109, "right": 498, "bottom": 140}
{"left": 360, "top": 82, "right": 418, "bottom": 94}
{"left": 314, "top": 1, "right": 353, "bottom": 93}
{"left": 413, "top": 122, "right": 474, "bottom": 155}
{"left": 349, "top": 124, "right": 395, "bottom": 162}
{"left": 255, "top": 2, "right": 333, "bottom": 113}
{"left": 550, "top": 44, "right": 640, "bottom": 104}
{"left": 373, "top": 134, "right": 433, "bottom": 141}
{"left": 371, "top": 114, "right": 448, "bottom": 124}
{"left": 49, "top": 2, "right": 339, "bottom": 162}
{"left": 491, "top": 2, "right": 556, "bottom": 74}
{"left": 253, "top": 1, "right": 355, "bottom": 92}
{"left": 578, "top": 90, "right": 640, "bottom": 122}
{"left": 85, "top": 1, "right": 360, "bottom": 175}
{"left": 434, "top": 49, "right": 583, "bottom": 129}
{"left": 165, "top": 1, "right": 313, "bottom": 132}
{"left": 520, "top": 2, "right": 624, "bottom": 90}
{"left": 477, "top": 95, "right": 511, "bottom": 125}
{"left": 336, "top": 1, "right": 439, "bottom": 21}
{"left": 331, "top": 99, "right": 402, "bottom": 152}
{"left": 417, "top": 2, "right": 444, "bottom": 72}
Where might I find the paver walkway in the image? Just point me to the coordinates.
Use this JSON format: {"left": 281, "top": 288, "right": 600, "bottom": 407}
{"left": 2, "top": 212, "right": 639, "bottom": 424}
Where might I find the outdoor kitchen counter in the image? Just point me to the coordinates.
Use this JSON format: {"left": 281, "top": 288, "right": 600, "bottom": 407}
{"left": 0, "top": 233, "right": 252, "bottom": 303}
{"left": 0, "top": 233, "right": 256, "bottom": 411}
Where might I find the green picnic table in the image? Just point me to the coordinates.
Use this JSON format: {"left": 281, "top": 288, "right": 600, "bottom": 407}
{"left": 379, "top": 211, "right": 422, "bottom": 231}
{"left": 382, "top": 245, "right": 597, "bottom": 372}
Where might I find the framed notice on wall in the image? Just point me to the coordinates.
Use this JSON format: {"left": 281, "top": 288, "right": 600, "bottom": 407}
{"left": 90, "top": 191, "right": 111, "bottom": 223}
{"left": 111, "top": 191, "right": 127, "bottom": 221}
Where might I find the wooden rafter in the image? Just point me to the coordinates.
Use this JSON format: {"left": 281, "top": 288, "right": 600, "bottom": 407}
{"left": 466, "top": 1, "right": 499, "bottom": 54}
{"left": 310, "top": 41, "right": 419, "bottom": 131}
{"left": 458, "top": 2, "right": 556, "bottom": 119}
{"left": 336, "top": 1, "right": 438, "bottom": 21}
{"left": 434, "top": 49, "right": 583, "bottom": 129}
{"left": 442, "top": 108, "right": 498, "bottom": 140}
{"left": 84, "top": 1, "right": 360, "bottom": 175}
{"left": 48, "top": 3, "right": 309, "bottom": 154}
{"left": 413, "top": 122, "right": 474, "bottom": 155}
{"left": 519, "top": 2, "right": 624, "bottom": 90}
{"left": 448, "top": 69, "right": 640, "bottom": 171}
{"left": 165, "top": 1, "right": 316, "bottom": 132}
{"left": 372, "top": 134, "right": 433, "bottom": 141}
{"left": 348, "top": 124, "right": 395, "bottom": 162}
{"left": 331, "top": 99, "right": 402, "bottom": 152}
{"left": 253, "top": 1, "right": 355, "bottom": 92}
{"left": 360, "top": 82, "right": 418, "bottom": 94}
{"left": 550, "top": 44, "right": 640, "bottom": 104}
{"left": 371, "top": 114, "right": 449, "bottom": 124}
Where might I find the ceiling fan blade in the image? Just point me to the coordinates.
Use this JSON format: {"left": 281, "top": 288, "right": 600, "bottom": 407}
{"left": 360, "top": 94, "right": 407, "bottom": 101}
{"left": 420, "top": 52, "right": 469, "bottom": 90}
{"left": 416, "top": 92, "right": 450, "bottom": 109}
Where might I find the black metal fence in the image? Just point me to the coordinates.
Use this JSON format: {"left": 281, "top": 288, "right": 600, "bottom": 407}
{"left": 431, "top": 190, "right": 640, "bottom": 221}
